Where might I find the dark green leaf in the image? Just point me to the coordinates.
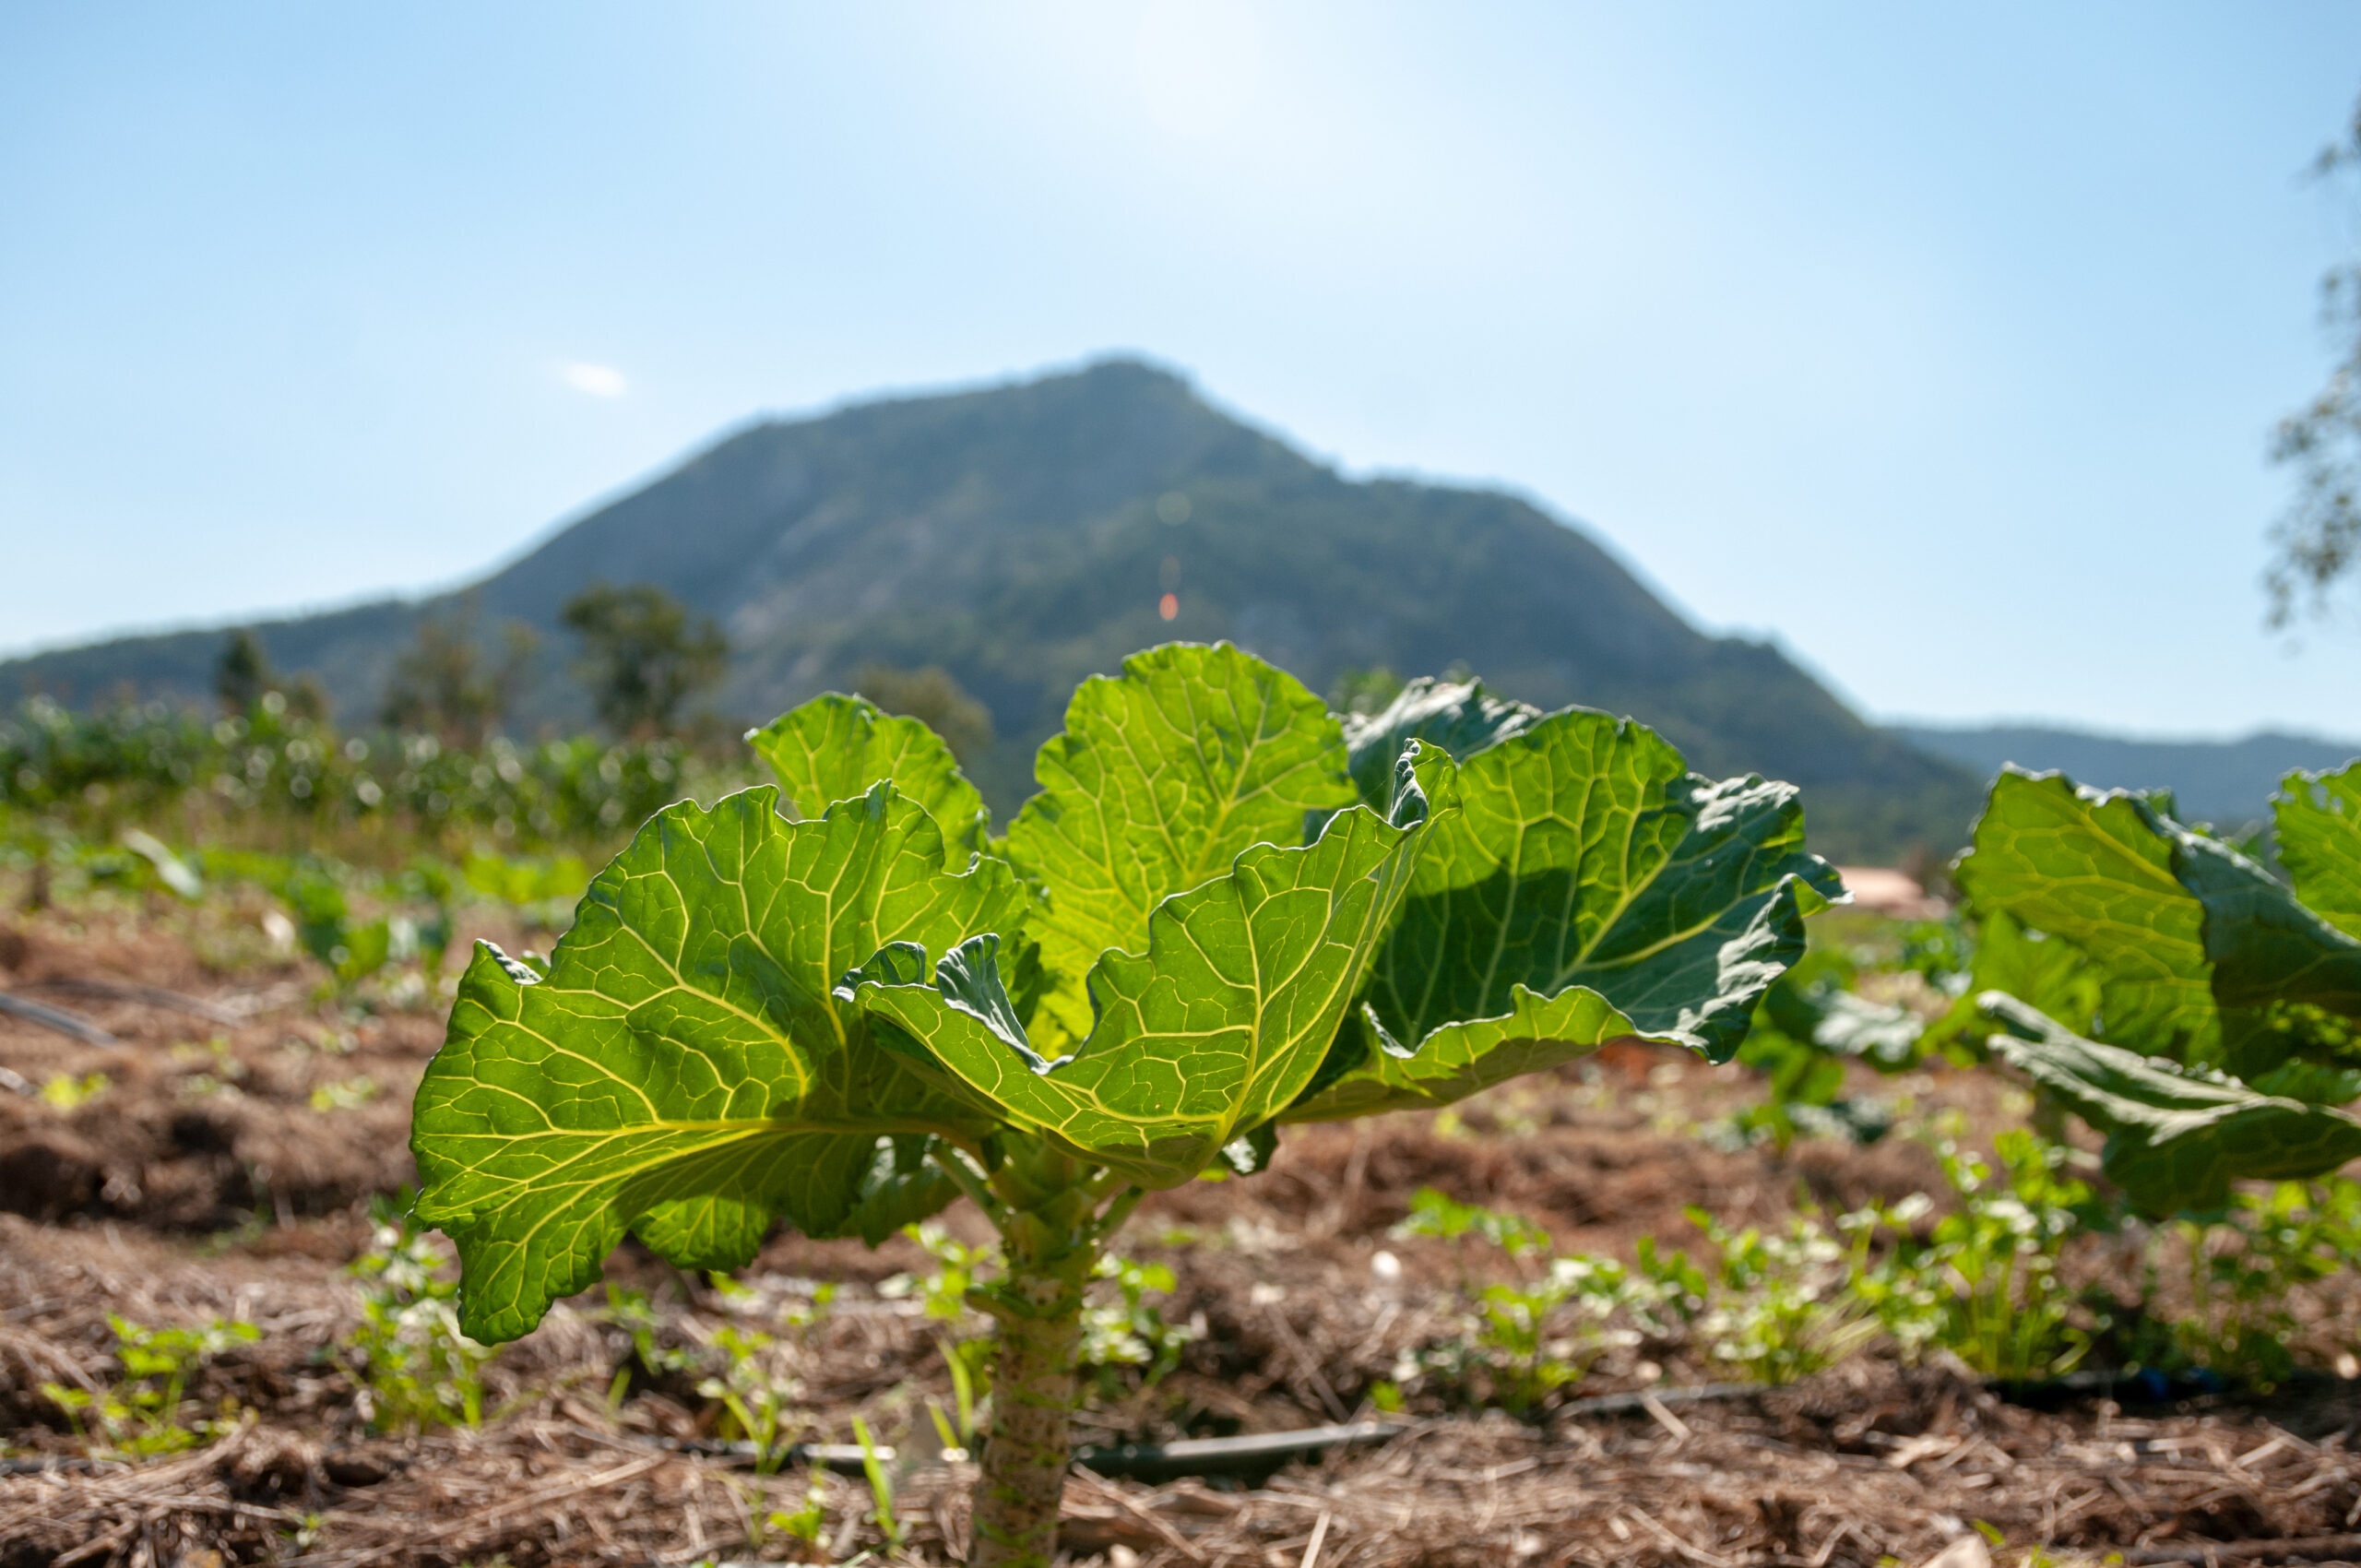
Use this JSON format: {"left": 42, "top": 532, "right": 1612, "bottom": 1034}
{"left": 2170, "top": 826, "right": 2361, "bottom": 1076}
{"left": 1339, "top": 674, "right": 1544, "bottom": 813}
{"left": 1288, "top": 709, "right": 1840, "bottom": 1120}
{"left": 1953, "top": 769, "right": 2217, "bottom": 1059}
{"left": 1978, "top": 992, "right": 2361, "bottom": 1215}
{"left": 1960, "top": 767, "right": 2361, "bottom": 1079}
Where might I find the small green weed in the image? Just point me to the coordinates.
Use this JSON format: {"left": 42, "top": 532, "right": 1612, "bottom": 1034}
{"left": 1913, "top": 1129, "right": 2102, "bottom": 1382}
{"left": 41, "top": 1314, "right": 259, "bottom": 1456}
{"left": 307, "top": 1074, "right": 379, "bottom": 1111}
{"left": 695, "top": 1322, "right": 801, "bottom": 1474}
{"left": 850, "top": 1414, "right": 904, "bottom": 1550}
{"left": 2129, "top": 1177, "right": 2361, "bottom": 1388}
{"left": 39, "top": 1071, "right": 109, "bottom": 1111}
{"left": 340, "top": 1201, "right": 493, "bottom": 1431}
{"left": 589, "top": 1284, "right": 696, "bottom": 1409}
{"left": 1392, "top": 1190, "right": 1647, "bottom": 1414}
{"left": 763, "top": 1477, "right": 830, "bottom": 1551}
{"left": 1683, "top": 1207, "right": 1882, "bottom": 1384}
{"left": 1079, "top": 1253, "right": 1193, "bottom": 1401}
{"left": 882, "top": 1221, "right": 1190, "bottom": 1408}
{"left": 1395, "top": 1186, "right": 1549, "bottom": 1258}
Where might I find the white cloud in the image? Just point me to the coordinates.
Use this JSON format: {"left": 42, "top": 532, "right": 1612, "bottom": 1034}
{"left": 560, "top": 362, "right": 629, "bottom": 398}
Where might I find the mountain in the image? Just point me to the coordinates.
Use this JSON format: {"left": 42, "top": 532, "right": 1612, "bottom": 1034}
{"left": 2, "top": 358, "right": 1984, "bottom": 861}
{"left": 1894, "top": 724, "right": 2361, "bottom": 830}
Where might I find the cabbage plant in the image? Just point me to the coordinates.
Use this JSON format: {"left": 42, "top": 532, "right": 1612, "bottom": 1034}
{"left": 1956, "top": 763, "right": 2361, "bottom": 1214}
{"left": 409, "top": 643, "right": 1837, "bottom": 1566}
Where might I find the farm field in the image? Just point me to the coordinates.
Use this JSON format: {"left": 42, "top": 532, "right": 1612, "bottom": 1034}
{"left": 8, "top": 665, "right": 2361, "bottom": 1568}
{"left": 3, "top": 877, "right": 2360, "bottom": 1565}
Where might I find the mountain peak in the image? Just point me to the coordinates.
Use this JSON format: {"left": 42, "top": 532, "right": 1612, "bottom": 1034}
{"left": 0, "top": 363, "right": 1982, "bottom": 860}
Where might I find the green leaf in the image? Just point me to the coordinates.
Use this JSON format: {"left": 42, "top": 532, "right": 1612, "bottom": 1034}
{"left": 1964, "top": 910, "right": 2102, "bottom": 1039}
{"left": 2169, "top": 826, "right": 2361, "bottom": 1076}
{"left": 409, "top": 782, "right": 1026, "bottom": 1342}
{"left": 1339, "top": 674, "right": 1543, "bottom": 812}
{"left": 2274, "top": 761, "right": 2361, "bottom": 940}
{"left": 1977, "top": 992, "right": 2361, "bottom": 1215}
{"left": 1289, "top": 985, "right": 1645, "bottom": 1122}
{"left": 1959, "top": 767, "right": 2361, "bottom": 1079}
{"left": 1953, "top": 769, "right": 2218, "bottom": 1060}
{"left": 1003, "top": 643, "right": 1357, "bottom": 1043}
{"left": 1763, "top": 980, "right": 1924, "bottom": 1068}
{"left": 852, "top": 744, "right": 1456, "bottom": 1186}
{"left": 746, "top": 694, "right": 988, "bottom": 861}
{"left": 1288, "top": 709, "right": 1840, "bottom": 1120}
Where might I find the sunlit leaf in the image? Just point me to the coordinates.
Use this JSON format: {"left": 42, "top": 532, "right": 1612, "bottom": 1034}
{"left": 1003, "top": 643, "right": 1356, "bottom": 1043}
{"left": 746, "top": 693, "right": 989, "bottom": 861}
{"left": 410, "top": 782, "right": 1025, "bottom": 1341}
{"left": 853, "top": 745, "right": 1453, "bottom": 1185}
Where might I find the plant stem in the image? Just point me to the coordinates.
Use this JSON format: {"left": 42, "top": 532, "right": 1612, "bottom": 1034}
{"left": 969, "top": 1139, "right": 1102, "bottom": 1568}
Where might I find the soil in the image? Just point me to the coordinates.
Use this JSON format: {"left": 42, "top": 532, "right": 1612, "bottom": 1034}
{"left": 4, "top": 894, "right": 2360, "bottom": 1567}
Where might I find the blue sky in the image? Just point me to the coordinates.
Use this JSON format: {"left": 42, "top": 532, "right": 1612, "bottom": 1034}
{"left": 5, "top": 3, "right": 2359, "bottom": 739}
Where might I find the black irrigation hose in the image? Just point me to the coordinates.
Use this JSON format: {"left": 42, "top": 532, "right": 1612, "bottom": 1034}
{"left": 27, "top": 977, "right": 239, "bottom": 1027}
{"left": 0, "top": 991, "right": 116, "bottom": 1047}
{"left": 673, "top": 1419, "right": 1412, "bottom": 1479}
{"left": 1068, "top": 1420, "right": 1407, "bottom": 1482}
{"left": 661, "top": 1368, "right": 2290, "bottom": 1481}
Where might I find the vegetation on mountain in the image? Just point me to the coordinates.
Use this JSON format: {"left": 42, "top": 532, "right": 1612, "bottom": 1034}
{"left": 0, "top": 361, "right": 1978, "bottom": 862}
{"left": 212, "top": 630, "right": 275, "bottom": 718}
{"left": 853, "top": 662, "right": 996, "bottom": 766}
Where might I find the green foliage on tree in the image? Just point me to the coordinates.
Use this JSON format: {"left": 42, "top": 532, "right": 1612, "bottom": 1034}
{"left": 2270, "top": 96, "right": 2361, "bottom": 624}
{"left": 380, "top": 604, "right": 538, "bottom": 748}
{"left": 409, "top": 641, "right": 1836, "bottom": 1565}
{"left": 213, "top": 630, "right": 276, "bottom": 717}
{"left": 855, "top": 662, "right": 995, "bottom": 766}
{"left": 560, "top": 582, "right": 728, "bottom": 739}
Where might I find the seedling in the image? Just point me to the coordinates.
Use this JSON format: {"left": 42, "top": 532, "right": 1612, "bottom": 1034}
{"left": 309, "top": 1074, "right": 379, "bottom": 1112}
{"left": 765, "top": 1478, "right": 830, "bottom": 1552}
{"left": 695, "top": 1323, "right": 801, "bottom": 1474}
{"left": 340, "top": 1202, "right": 493, "bottom": 1431}
{"left": 1913, "top": 1129, "right": 2100, "bottom": 1383}
{"left": 39, "top": 1071, "right": 108, "bottom": 1111}
{"left": 1682, "top": 1207, "right": 1880, "bottom": 1384}
{"left": 591, "top": 1283, "right": 697, "bottom": 1410}
{"left": 1395, "top": 1186, "right": 1552, "bottom": 1261}
{"left": 42, "top": 1313, "right": 259, "bottom": 1456}
{"left": 410, "top": 646, "right": 1835, "bottom": 1564}
{"left": 850, "top": 1414, "right": 903, "bottom": 1550}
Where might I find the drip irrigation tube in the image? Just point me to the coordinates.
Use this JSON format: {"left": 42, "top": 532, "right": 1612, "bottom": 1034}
{"left": 682, "top": 1420, "right": 1411, "bottom": 1479}
{"left": 0, "top": 992, "right": 116, "bottom": 1047}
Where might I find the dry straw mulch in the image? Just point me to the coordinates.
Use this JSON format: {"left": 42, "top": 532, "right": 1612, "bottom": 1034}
{"left": 8, "top": 1362, "right": 2361, "bottom": 1567}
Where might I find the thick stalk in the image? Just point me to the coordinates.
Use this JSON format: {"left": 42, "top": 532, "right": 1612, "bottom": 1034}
{"left": 968, "top": 1143, "right": 1102, "bottom": 1568}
